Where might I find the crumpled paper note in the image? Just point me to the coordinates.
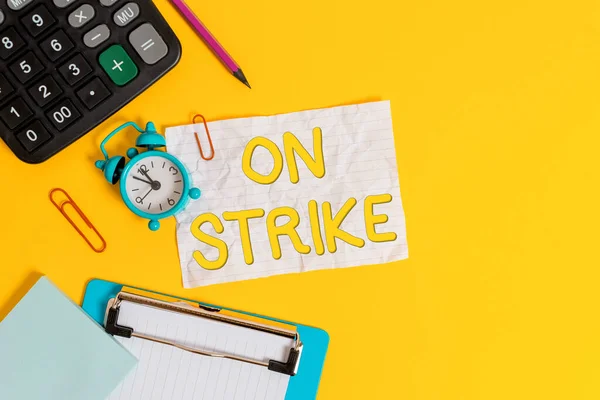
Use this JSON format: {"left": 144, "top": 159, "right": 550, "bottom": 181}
{"left": 165, "top": 101, "right": 408, "bottom": 287}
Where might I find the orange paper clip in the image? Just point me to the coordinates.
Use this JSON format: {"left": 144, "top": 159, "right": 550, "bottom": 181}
{"left": 49, "top": 188, "right": 107, "bottom": 253}
{"left": 192, "top": 114, "right": 215, "bottom": 160}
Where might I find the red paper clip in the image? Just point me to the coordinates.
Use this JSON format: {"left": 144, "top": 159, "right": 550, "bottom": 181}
{"left": 192, "top": 114, "right": 215, "bottom": 160}
{"left": 49, "top": 188, "right": 107, "bottom": 253}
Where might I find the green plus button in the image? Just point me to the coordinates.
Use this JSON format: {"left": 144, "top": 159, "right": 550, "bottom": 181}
{"left": 99, "top": 45, "right": 138, "bottom": 86}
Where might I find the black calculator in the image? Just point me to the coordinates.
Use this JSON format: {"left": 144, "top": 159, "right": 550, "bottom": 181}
{"left": 0, "top": 0, "right": 181, "bottom": 163}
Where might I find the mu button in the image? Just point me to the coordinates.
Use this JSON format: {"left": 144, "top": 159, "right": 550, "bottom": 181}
{"left": 99, "top": 45, "right": 138, "bottom": 86}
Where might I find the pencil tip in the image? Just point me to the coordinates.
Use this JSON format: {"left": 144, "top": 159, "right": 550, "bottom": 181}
{"left": 233, "top": 69, "right": 252, "bottom": 89}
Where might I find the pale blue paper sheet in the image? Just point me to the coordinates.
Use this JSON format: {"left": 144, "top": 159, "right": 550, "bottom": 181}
{"left": 0, "top": 276, "right": 137, "bottom": 400}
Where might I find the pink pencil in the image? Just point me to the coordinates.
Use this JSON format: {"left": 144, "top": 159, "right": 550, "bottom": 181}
{"left": 170, "top": 0, "right": 251, "bottom": 88}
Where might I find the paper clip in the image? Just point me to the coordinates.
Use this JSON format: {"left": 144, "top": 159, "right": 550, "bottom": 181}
{"left": 192, "top": 114, "right": 215, "bottom": 160}
{"left": 49, "top": 188, "right": 107, "bottom": 253}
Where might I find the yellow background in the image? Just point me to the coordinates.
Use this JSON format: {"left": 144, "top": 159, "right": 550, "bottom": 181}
{"left": 1, "top": 0, "right": 600, "bottom": 398}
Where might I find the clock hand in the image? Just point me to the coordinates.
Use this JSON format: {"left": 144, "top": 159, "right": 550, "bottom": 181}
{"left": 140, "top": 169, "right": 160, "bottom": 190}
{"left": 140, "top": 169, "right": 162, "bottom": 190}
{"left": 133, "top": 176, "right": 154, "bottom": 185}
{"left": 141, "top": 169, "right": 156, "bottom": 183}
{"left": 140, "top": 187, "right": 153, "bottom": 202}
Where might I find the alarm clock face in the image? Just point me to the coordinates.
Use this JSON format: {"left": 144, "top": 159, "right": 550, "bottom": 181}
{"left": 123, "top": 155, "right": 186, "bottom": 215}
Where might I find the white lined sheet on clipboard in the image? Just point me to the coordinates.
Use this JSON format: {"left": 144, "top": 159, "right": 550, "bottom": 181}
{"left": 107, "top": 300, "right": 294, "bottom": 400}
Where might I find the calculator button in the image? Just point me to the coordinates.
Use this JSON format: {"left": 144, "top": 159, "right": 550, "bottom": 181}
{"left": 40, "top": 30, "right": 74, "bottom": 61}
{"left": 83, "top": 24, "right": 110, "bottom": 48}
{"left": 0, "top": 28, "right": 25, "bottom": 60}
{"left": 46, "top": 99, "right": 80, "bottom": 130}
{"left": 0, "top": 97, "right": 32, "bottom": 129}
{"left": 129, "top": 23, "right": 168, "bottom": 65}
{"left": 10, "top": 52, "right": 44, "bottom": 84}
{"left": 113, "top": 2, "right": 139, "bottom": 26}
{"left": 68, "top": 4, "right": 95, "bottom": 28}
{"left": 22, "top": 6, "right": 56, "bottom": 37}
{"left": 0, "top": 73, "right": 14, "bottom": 103}
{"left": 7, "top": 0, "right": 32, "bottom": 11}
{"left": 0, "top": 11, "right": 4, "bottom": 26}
{"left": 100, "top": 0, "right": 118, "bottom": 7}
{"left": 99, "top": 45, "right": 138, "bottom": 86}
{"left": 16, "top": 120, "right": 51, "bottom": 152}
{"left": 58, "top": 54, "right": 92, "bottom": 85}
{"left": 53, "top": 0, "right": 77, "bottom": 8}
{"left": 76, "top": 77, "right": 111, "bottom": 109}
{"left": 28, "top": 76, "right": 63, "bottom": 107}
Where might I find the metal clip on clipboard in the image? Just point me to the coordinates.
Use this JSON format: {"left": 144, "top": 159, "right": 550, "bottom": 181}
{"left": 104, "top": 288, "right": 303, "bottom": 376}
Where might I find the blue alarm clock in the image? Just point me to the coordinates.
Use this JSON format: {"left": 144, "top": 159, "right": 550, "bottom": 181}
{"left": 95, "top": 121, "right": 201, "bottom": 231}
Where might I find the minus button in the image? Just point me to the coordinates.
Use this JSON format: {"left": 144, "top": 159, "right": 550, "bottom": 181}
{"left": 83, "top": 24, "right": 111, "bottom": 48}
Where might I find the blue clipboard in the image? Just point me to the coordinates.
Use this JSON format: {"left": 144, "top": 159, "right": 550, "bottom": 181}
{"left": 82, "top": 279, "right": 329, "bottom": 400}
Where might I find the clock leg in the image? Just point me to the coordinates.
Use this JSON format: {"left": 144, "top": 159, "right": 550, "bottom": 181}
{"left": 189, "top": 188, "right": 201, "bottom": 200}
{"left": 148, "top": 219, "right": 160, "bottom": 231}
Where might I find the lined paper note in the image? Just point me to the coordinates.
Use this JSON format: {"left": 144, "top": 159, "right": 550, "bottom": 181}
{"left": 166, "top": 101, "right": 408, "bottom": 288}
{"left": 107, "top": 300, "right": 294, "bottom": 400}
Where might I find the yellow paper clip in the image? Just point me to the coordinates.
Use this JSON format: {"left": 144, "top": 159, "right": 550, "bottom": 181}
{"left": 49, "top": 188, "right": 107, "bottom": 253}
{"left": 192, "top": 114, "right": 215, "bottom": 160}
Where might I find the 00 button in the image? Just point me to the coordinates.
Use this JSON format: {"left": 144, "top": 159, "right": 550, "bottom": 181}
{"left": 46, "top": 99, "right": 81, "bottom": 130}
